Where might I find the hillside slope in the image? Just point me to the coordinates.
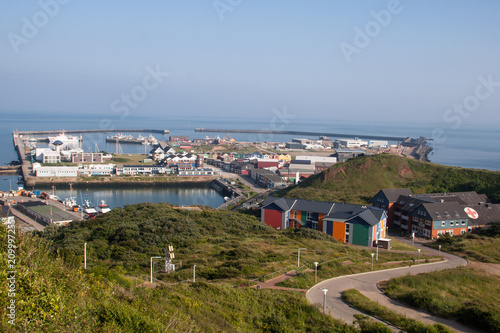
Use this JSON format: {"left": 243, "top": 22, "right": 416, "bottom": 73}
{"left": 278, "top": 154, "right": 500, "bottom": 204}
{"left": 1, "top": 224, "right": 355, "bottom": 333}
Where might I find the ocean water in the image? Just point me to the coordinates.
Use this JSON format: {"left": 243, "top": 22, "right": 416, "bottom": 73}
{"left": 0, "top": 113, "right": 498, "bottom": 193}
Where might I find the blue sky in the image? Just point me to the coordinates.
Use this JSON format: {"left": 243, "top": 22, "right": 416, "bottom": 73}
{"left": 1, "top": 0, "right": 499, "bottom": 127}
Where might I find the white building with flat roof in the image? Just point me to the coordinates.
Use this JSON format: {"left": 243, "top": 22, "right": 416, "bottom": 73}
{"left": 338, "top": 139, "right": 368, "bottom": 148}
{"left": 32, "top": 163, "right": 78, "bottom": 177}
{"left": 368, "top": 140, "right": 389, "bottom": 148}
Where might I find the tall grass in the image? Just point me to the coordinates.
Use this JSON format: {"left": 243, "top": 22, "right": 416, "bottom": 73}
{"left": 381, "top": 267, "right": 500, "bottom": 332}
{"left": 342, "top": 289, "right": 453, "bottom": 333}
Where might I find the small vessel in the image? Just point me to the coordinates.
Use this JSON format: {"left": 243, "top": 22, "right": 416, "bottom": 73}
{"left": 98, "top": 200, "right": 111, "bottom": 214}
{"left": 63, "top": 197, "right": 77, "bottom": 207}
{"left": 224, "top": 196, "right": 231, "bottom": 202}
{"left": 82, "top": 199, "right": 98, "bottom": 215}
{"left": 48, "top": 130, "right": 82, "bottom": 146}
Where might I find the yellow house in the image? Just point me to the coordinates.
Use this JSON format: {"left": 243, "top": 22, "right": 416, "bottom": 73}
{"left": 278, "top": 154, "right": 291, "bottom": 164}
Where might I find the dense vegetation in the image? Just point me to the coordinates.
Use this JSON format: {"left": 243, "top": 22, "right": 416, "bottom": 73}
{"left": 342, "top": 289, "right": 452, "bottom": 333}
{"left": 380, "top": 267, "right": 500, "bottom": 332}
{"left": 278, "top": 154, "right": 500, "bottom": 204}
{"left": 0, "top": 225, "right": 357, "bottom": 332}
{"left": 428, "top": 227, "right": 500, "bottom": 263}
{"left": 39, "top": 203, "right": 422, "bottom": 285}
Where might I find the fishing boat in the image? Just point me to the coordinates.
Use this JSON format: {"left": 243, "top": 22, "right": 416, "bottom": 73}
{"left": 98, "top": 200, "right": 111, "bottom": 214}
{"left": 82, "top": 199, "right": 98, "bottom": 215}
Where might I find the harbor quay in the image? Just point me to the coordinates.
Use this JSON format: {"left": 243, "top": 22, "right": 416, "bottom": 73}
{"left": 1, "top": 195, "right": 84, "bottom": 231}
{"left": 11, "top": 127, "right": 431, "bottom": 191}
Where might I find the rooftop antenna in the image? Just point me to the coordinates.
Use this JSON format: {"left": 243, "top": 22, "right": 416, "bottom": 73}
{"left": 164, "top": 244, "right": 175, "bottom": 273}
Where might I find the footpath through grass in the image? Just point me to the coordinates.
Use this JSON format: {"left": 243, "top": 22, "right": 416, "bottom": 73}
{"left": 342, "top": 289, "right": 453, "bottom": 333}
{"left": 380, "top": 266, "right": 500, "bottom": 332}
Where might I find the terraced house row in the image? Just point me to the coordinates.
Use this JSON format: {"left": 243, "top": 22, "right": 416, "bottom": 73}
{"left": 261, "top": 196, "right": 388, "bottom": 247}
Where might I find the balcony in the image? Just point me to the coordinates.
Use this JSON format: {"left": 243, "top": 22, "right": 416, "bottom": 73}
{"left": 394, "top": 211, "right": 401, "bottom": 216}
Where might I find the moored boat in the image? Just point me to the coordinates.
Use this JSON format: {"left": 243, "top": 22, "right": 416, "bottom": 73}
{"left": 98, "top": 200, "right": 111, "bottom": 214}
{"left": 82, "top": 199, "right": 98, "bottom": 215}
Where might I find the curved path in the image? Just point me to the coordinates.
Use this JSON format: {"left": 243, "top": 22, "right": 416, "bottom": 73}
{"left": 306, "top": 238, "right": 481, "bottom": 333}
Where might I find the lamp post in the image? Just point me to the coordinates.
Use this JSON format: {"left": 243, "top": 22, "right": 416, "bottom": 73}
{"left": 298, "top": 248, "right": 306, "bottom": 267}
{"left": 314, "top": 262, "right": 319, "bottom": 283}
{"left": 371, "top": 253, "right": 374, "bottom": 271}
{"left": 84, "top": 243, "right": 87, "bottom": 270}
{"left": 322, "top": 288, "right": 328, "bottom": 313}
{"left": 150, "top": 256, "right": 162, "bottom": 283}
{"left": 376, "top": 243, "right": 379, "bottom": 261}
{"left": 438, "top": 245, "right": 441, "bottom": 256}
{"left": 417, "top": 249, "right": 421, "bottom": 264}
{"left": 193, "top": 265, "right": 196, "bottom": 283}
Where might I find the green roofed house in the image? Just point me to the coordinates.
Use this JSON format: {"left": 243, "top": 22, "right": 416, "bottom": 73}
{"left": 261, "top": 196, "right": 387, "bottom": 247}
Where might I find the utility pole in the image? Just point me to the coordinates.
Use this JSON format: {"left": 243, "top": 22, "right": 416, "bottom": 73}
{"left": 322, "top": 289, "right": 328, "bottom": 313}
{"left": 298, "top": 248, "right": 306, "bottom": 267}
{"left": 314, "top": 262, "right": 318, "bottom": 283}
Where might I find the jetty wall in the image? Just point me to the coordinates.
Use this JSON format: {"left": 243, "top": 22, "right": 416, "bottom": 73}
{"left": 195, "top": 128, "right": 407, "bottom": 142}
{"left": 17, "top": 129, "right": 169, "bottom": 135}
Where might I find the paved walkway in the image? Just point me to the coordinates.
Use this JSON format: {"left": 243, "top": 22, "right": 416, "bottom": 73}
{"left": 306, "top": 238, "right": 483, "bottom": 333}
{"left": 254, "top": 269, "right": 311, "bottom": 292}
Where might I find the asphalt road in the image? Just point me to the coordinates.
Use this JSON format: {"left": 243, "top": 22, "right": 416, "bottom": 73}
{"left": 306, "top": 238, "right": 482, "bottom": 333}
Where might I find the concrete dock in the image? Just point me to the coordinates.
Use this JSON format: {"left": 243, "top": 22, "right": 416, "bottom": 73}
{"left": 2, "top": 195, "right": 84, "bottom": 231}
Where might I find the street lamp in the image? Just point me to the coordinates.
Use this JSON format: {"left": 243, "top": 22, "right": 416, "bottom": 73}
{"left": 298, "top": 248, "right": 306, "bottom": 267}
{"left": 376, "top": 243, "right": 379, "bottom": 261}
{"left": 150, "top": 256, "right": 162, "bottom": 283}
{"left": 417, "top": 249, "right": 421, "bottom": 264}
{"left": 84, "top": 243, "right": 87, "bottom": 270}
{"left": 371, "top": 253, "right": 375, "bottom": 271}
{"left": 322, "top": 288, "right": 328, "bottom": 313}
{"left": 193, "top": 265, "right": 196, "bottom": 283}
{"left": 314, "top": 262, "right": 319, "bottom": 283}
{"left": 438, "top": 245, "right": 441, "bottom": 256}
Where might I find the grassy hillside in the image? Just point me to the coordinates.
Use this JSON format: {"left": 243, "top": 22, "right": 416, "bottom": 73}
{"left": 380, "top": 267, "right": 500, "bottom": 332}
{"left": 428, "top": 224, "right": 500, "bottom": 263}
{"left": 0, "top": 225, "right": 356, "bottom": 333}
{"left": 278, "top": 154, "right": 500, "bottom": 204}
{"left": 39, "top": 203, "right": 421, "bottom": 285}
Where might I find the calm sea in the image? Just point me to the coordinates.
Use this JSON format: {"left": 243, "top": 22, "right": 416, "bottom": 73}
{"left": 0, "top": 112, "right": 498, "bottom": 195}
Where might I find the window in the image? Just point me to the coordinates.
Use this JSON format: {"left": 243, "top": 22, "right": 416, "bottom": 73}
{"left": 461, "top": 229, "right": 466, "bottom": 235}
{"left": 462, "top": 220, "right": 466, "bottom": 225}
{"left": 412, "top": 216, "right": 419, "bottom": 222}
{"left": 425, "top": 220, "right": 432, "bottom": 226}
{"left": 450, "top": 221, "right": 454, "bottom": 226}
{"left": 345, "top": 234, "right": 349, "bottom": 243}
{"left": 306, "top": 212, "right": 312, "bottom": 220}
{"left": 454, "top": 211, "right": 460, "bottom": 217}
{"left": 346, "top": 224, "right": 350, "bottom": 232}
{"left": 312, "top": 221, "right": 318, "bottom": 230}
{"left": 442, "top": 221, "right": 445, "bottom": 227}
{"left": 445, "top": 211, "right": 450, "bottom": 218}
{"left": 435, "top": 212, "right": 441, "bottom": 218}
